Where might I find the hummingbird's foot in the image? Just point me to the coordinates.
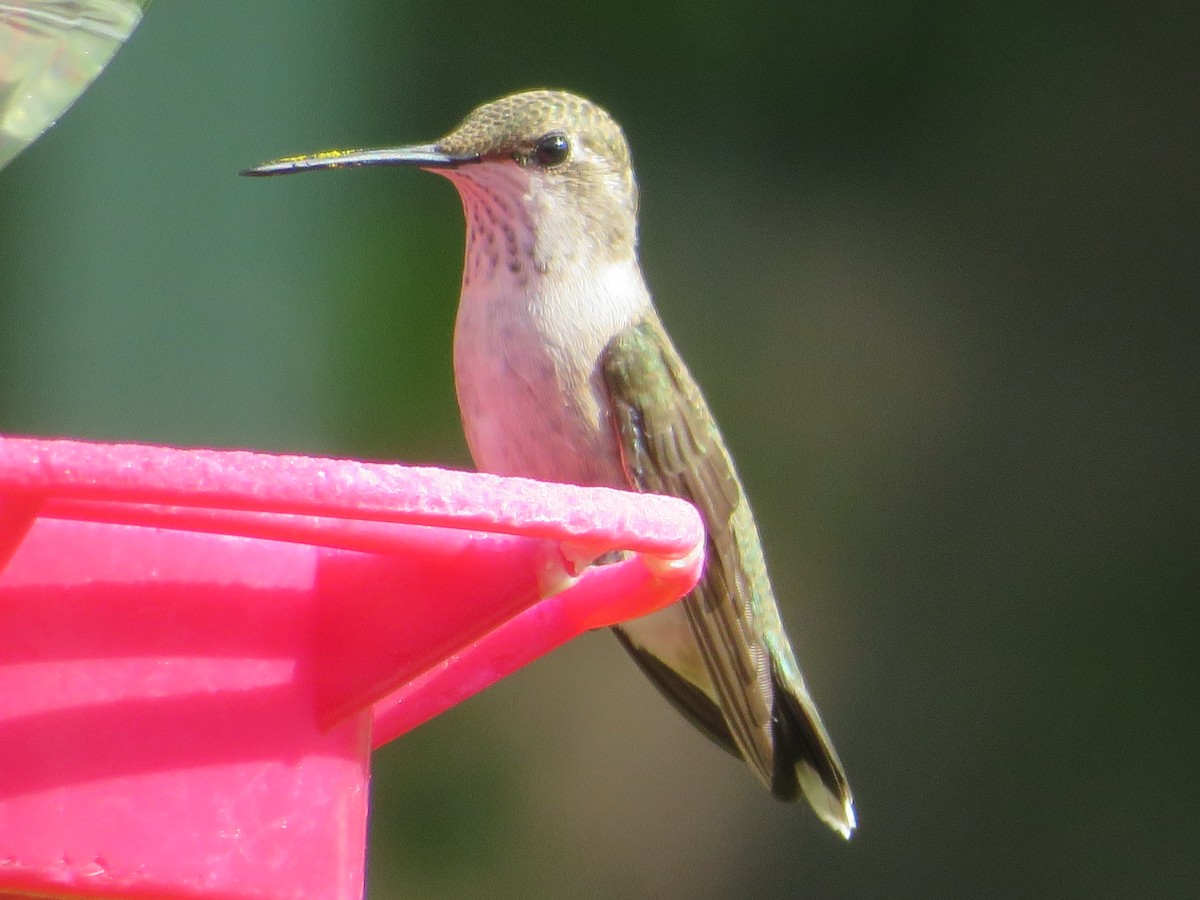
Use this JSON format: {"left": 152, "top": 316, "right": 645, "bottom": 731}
{"left": 536, "top": 542, "right": 587, "bottom": 598}
{"left": 536, "top": 541, "right": 632, "bottom": 599}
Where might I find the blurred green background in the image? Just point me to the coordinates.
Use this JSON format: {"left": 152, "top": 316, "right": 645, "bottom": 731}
{"left": 2, "top": 2, "right": 1195, "bottom": 898}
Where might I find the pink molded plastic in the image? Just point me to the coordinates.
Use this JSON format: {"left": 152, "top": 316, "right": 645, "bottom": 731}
{"left": 0, "top": 436, "right": 704, "bottom": 899}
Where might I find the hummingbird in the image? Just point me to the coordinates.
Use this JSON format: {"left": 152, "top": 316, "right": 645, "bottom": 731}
{"left": 244, "top": 89, "right": 855, "bottom": 837}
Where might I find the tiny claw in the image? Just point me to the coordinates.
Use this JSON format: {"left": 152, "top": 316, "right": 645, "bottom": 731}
{"left": 536, "top": 543, "right": 582, "bottom": 599}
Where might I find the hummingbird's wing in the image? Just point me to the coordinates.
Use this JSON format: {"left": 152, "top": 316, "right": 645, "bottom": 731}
{"left": 601, "top": 315, "right": 854, "bottom": 832}
{"left": 602, "top": 317, "right": 775, "bottom": 776}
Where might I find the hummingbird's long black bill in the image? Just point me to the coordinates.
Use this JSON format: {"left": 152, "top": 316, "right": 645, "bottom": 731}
{"left": 240, "top": 143, "right": 468, "bottom": 177}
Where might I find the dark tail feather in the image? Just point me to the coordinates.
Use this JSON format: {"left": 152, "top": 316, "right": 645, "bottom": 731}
{"left": 771, "top": 668, "right": 856, "bottom": 837}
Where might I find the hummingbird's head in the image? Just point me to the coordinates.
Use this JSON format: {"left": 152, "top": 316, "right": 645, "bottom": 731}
{"left": 244, "top": 90, "right": 641, "bottom": 283}
{"left": 432, "top": 90, "right": 641, "bottom": 281}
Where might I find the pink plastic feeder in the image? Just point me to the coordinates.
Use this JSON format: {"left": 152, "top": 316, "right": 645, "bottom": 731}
{"left": 0, "top": 435, "right": 704, "bottom": 899}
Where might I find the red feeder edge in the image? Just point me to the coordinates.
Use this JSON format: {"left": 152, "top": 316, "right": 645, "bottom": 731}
{"left": 0, "top": 435, "right": 704, "bottom": 899}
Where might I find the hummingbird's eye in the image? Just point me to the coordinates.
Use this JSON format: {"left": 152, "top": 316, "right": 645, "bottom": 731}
{"left": 533, "top": 132, "right": 570, "bottom": 167}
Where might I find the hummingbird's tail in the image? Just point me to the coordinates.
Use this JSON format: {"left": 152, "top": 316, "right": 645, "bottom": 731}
{"left": 771, "top": 670, "right": 856, "bottom": 838}
{"left": 615, "top": 623, "right": 856, "bottom": 837}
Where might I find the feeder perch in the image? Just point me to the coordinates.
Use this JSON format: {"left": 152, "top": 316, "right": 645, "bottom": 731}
{"left": 0, "top": 435, "right": 704, "bottom": 899}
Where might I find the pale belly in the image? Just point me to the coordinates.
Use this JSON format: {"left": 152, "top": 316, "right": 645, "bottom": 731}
{"left": 452, "top": 299, "right": 628, "bottom": 488}
{"left": 452, "top": 310, "right": 710, "bottom": 691}
{"left": 450, "top": 266, "right": 709, "bottom": 693}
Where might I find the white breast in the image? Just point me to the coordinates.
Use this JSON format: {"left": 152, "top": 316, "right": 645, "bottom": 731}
{"left": 453, "top": 257, "right": 650, "bottom": 486}
{"left": 445, "top": 160, "right": 651, "bottom": 487}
